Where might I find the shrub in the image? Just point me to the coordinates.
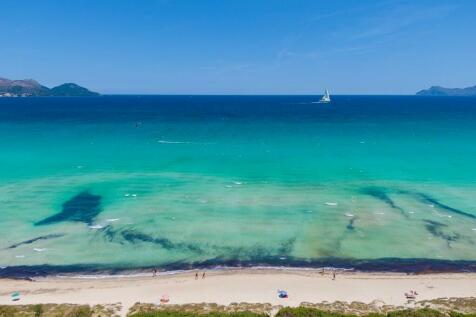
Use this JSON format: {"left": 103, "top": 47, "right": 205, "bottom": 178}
{"left": 0, "top": 306, "right": 18, "bottom": 317}
{"left": 130, "top": 311, "right": 267, "bottom": 317}
{"left": 33, "top": 304, "right": 43, "bottom": 317}
{"left": 387, "top": 309, "right": 444, "bottom": 317}
{"left": 449, "top": 313, "right": 476, "bottom": 317}
{"left": 276, "top": 307, "right": 360, "bottom": 317}
{"left": 67, "top": 306, "right": 92, "bottom": 317}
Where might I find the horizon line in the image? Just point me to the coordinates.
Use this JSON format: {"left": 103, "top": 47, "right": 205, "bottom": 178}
{"left": 51, "top": 93, "right": 461, "bottom": 96}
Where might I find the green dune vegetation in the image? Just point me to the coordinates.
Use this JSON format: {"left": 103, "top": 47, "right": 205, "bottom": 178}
{"left": 130, "top": 312, "right": 267, "bottom": 317}
{"left": 3, "top": 300, "right": 476, "bottom": 317}
{"left": 126, "top": 302, "right": 476, "bottom": 317}
{"left": 275, "top": 308, "right": 476, "bottom": 317}
{"left": 0, "top": 303, "right": 115, "bottom": 317}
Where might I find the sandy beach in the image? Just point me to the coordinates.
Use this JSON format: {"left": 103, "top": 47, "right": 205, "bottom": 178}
{"left": 1, "top": 269, "right": 476, "bottom": 315}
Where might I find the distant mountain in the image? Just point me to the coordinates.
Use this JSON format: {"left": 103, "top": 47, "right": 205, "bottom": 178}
{"left": 416, "top": 85, "right": 476, "bottom": 96}
{"left": 0, "top": 78, "right": 50, "bottom": 96}
{"left": 0, "top": 77, "right": 99, "bottom": 97}
{"left": 49, "top": 83, "right": 100, "bottom": 96}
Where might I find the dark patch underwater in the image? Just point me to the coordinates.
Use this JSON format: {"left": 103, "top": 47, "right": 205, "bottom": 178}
{"left": 346, "top": 217, "right": 357, "bottom": 231}
{"left": 417, "top": 193, "right": 476, "bottom": 220}
{"left": 35, "top": 191, "right": 102, "bottom": 226}
{"left": 5, "top": 234, "right": 65, "bottom": 249}
{"left": 102, "top": 227, "right": 203, "bottom": 253}
{"left": 360, "top": 187, "right": 406, "bottom": 216}
{"left": 423, "top": 219, "right": 461, "bottom": 247}
{"left": 277, "top": 238, "right": 296, "bottom": 255}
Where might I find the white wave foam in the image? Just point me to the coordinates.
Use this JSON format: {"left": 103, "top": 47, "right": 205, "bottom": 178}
{"left": 158, "top": 140, "right": 189, "bottom": 144}
{"left": 52, "top": 266, "right": 354, "bottom": 280}
{"left": 158, "top": 139, "right": 213, "bottom": 145}
{"left": 325, "top": 202, "right": 338, "bottom": 206}
{"left": 89, "top": 224, "right": 106, "bottom": 229}
{"left": 55, "top": 269, "right": 195, "bottom": 280}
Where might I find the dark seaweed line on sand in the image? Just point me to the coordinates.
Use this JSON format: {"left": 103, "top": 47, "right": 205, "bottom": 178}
{"left": 2, "top": 257, "right": 476, "bottom": 279}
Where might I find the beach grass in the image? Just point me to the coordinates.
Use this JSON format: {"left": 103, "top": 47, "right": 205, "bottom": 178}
{"left": 129, "top": 308, "right": 476, "bottom": 317}
{"left": 2, "top": 304, "right": 476, "bottom": 317}
{"left": 129, "top": 311, "right": 267, "bottom": 317}
{"left": 0, "top": 303, "right": 119, "bottom": 317}
{"left": 276, "top": 307, "right": 449, "bottom": 317}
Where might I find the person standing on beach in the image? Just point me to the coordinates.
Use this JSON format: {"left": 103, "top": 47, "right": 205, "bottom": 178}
{"left": 195, "top": 272, "right": 198, "bottom": 280}
{"left": 202, "top": 272, "right": 206, "bottom": 279}
{"left": 332, "top": 270, "right": 336, "bottom": 280}
{"left": 153, "top": 269, "right": 157, "bottom": 277}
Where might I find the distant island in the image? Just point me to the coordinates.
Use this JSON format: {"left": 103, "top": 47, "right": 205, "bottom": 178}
{"left": 416, "top": 85, "right": 476, "bottom": 96}
{"left": 0, "top": 77, "right": 99, "bottom": 97}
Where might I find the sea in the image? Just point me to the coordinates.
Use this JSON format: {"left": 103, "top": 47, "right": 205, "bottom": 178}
{"left": 1, "top": 95, "right": 476, "bottom": 277}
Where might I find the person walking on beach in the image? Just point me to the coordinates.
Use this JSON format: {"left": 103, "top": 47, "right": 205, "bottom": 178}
{"left": 195, "top": 272, "right": 198, "bottom": 280}
{"left": 153, "top": 269, "right": 157, "bottom": 277}
{"left": 202, "top": 272, "right": 206, "bottom": 279}
{"left": 332, "top": 270, "right": 336, "bottom": 280}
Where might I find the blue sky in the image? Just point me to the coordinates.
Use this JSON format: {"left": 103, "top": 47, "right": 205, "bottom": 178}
{"left": 1, "top": 0, "right": 475, "bottom": 94}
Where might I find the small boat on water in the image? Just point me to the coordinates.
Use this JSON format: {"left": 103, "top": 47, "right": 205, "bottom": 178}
{"left": 318, "top": 89, "right": 331, "bottom": 103}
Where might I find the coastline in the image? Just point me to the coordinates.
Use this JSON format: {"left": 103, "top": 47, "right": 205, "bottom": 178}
{"left": 2, "top": 257, "right": 476, "bottom": 280}
{"left": 2, "top": 268, "right": 476, "bottom": 316}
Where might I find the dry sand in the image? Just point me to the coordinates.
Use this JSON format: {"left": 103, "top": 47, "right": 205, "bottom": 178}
{"left": 1, "top": 269, "right": 476, "bottom": 316}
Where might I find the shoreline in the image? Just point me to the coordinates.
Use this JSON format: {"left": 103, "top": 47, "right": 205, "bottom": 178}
{"left": 2, "top": 257, "right": 476, "bottom": 280}
{"left": 2, "top": 269, "right": 476, "bottom": 316}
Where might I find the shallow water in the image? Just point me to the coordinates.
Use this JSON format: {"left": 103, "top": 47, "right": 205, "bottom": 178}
{"left": 1, "top": 95, "right": 476, "bottom": 272}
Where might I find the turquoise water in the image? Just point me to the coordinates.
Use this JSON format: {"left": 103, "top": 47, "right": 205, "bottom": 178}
{"left": 1, "top": 95, "right": 476, "bottom": 273}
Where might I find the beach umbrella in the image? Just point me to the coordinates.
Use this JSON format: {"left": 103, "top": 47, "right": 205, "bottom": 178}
{"left": 277, "top": 290, "right": 288, "bottom": 298}
{"left": 11, "top": 292, "right": 20, "bottom": 301}
{"left": 160, "top": 294, "right": 170, "bottom": 303}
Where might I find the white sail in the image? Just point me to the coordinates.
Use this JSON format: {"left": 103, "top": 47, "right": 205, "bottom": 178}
{"left": 318, "top": 89, "right": 331, "bottom": 103}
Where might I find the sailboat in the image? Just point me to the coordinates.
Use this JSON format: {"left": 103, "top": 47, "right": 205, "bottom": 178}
{"left": 318, "top": 89, "right": 331, "bottom": 103}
